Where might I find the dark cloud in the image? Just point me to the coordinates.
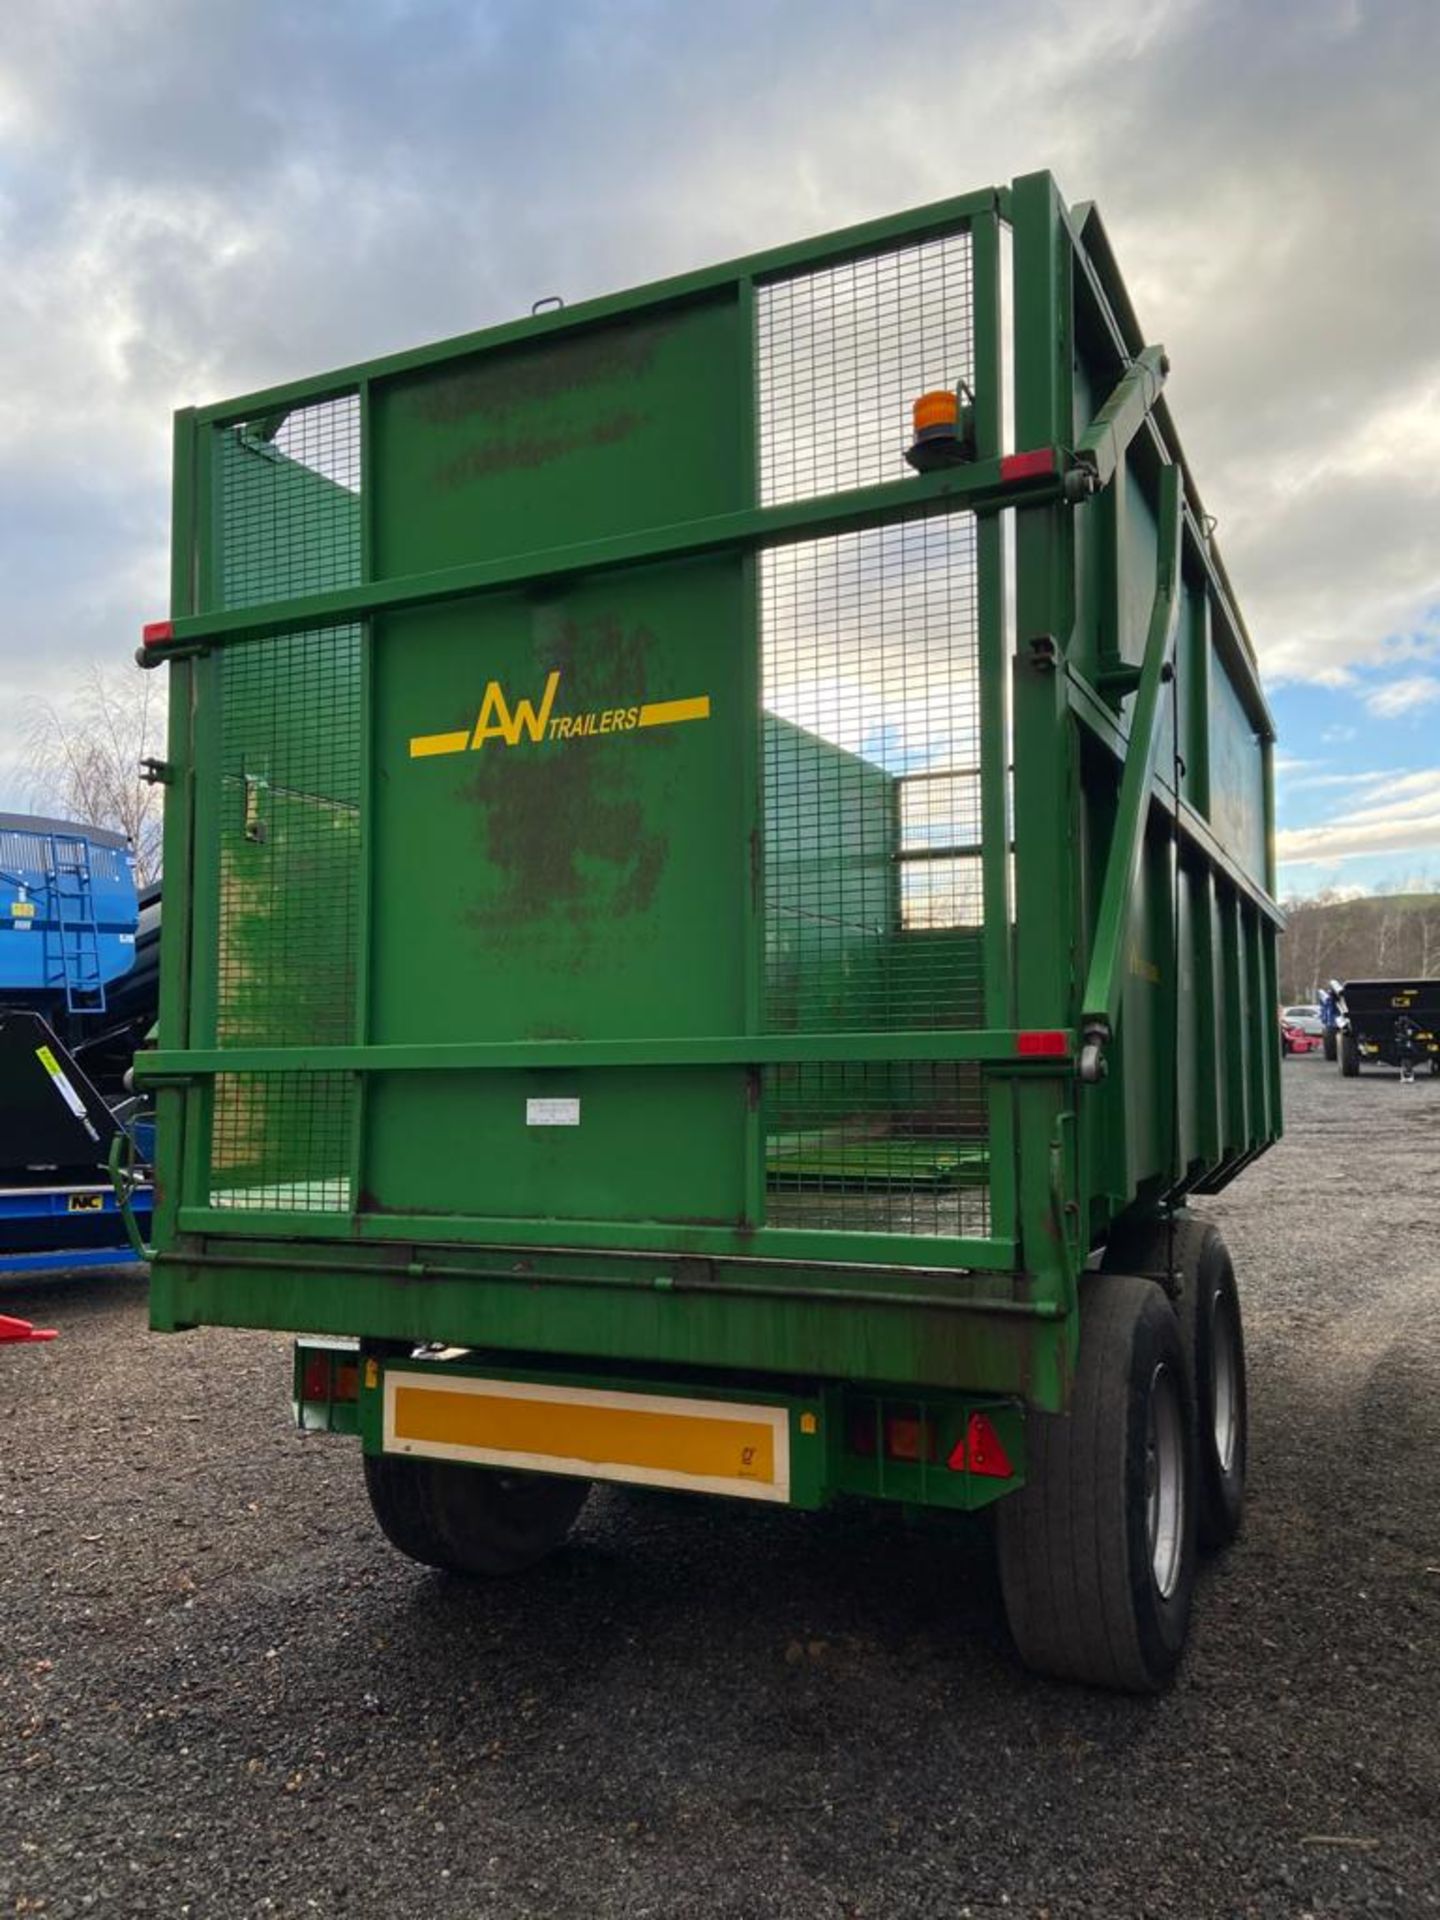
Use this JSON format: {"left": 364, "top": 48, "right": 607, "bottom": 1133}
{"left": 0, "top": 0, "right": 1436, "bottom": 811}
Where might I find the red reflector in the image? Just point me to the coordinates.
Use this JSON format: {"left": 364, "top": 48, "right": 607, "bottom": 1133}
{"left": 141, "top": 619, "right": 175, "bottom": 647}
{"left": 1000, "top": 448, "right": 1055, "bottom": 482}
{"left": 1017, "top": 1030, "right": 1068, "bottom": 1057}
{"left": 956, "top": 1412, "right": 1013, "bottom": 1479}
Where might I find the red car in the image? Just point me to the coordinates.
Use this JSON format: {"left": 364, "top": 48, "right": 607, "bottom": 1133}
{"left": 1280, "top": 1021, "right": 1322, "bottom": 1055}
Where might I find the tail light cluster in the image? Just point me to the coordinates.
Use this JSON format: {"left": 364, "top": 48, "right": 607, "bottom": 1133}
{"left": 847, "top": 1404, "right": 1013, "bottom": 1479}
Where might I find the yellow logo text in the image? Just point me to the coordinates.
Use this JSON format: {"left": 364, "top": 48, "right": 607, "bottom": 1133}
{"left": 409, "top": 673, "right": 710, "bottom": 760}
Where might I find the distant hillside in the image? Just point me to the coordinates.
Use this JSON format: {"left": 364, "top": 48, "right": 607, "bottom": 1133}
{"left": 1279, "top": 892, "right": 1440, "bottom": 1001}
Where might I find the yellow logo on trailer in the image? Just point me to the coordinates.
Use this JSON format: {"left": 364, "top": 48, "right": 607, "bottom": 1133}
{"left": 408, "top": 671, "right": 710, "bottom": 760}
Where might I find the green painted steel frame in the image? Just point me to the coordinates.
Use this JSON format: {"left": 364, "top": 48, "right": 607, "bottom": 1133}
{"left": 146, "top": 195, "right": 1037, "bottom": 1264}
{"left": 144, "top": 170, "right": 1281, "bottom": 1428}
{"left": 327, "top": 1344, "right": 1026, "bottom": 1514}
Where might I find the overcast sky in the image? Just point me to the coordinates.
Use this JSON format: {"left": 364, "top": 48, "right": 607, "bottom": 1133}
{"left": 1, "top": 0, "right": 1436, "bottom": 895}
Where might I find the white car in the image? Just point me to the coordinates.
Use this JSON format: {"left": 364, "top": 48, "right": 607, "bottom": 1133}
{"left": 1281, "top": 1004, "right": 1324, "bottom": 1037}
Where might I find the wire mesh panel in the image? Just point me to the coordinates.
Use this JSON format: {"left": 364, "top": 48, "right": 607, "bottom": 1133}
{"left": 758, "top": 230, "right": 988, "bottom": 1238}
{"left": 210, "top": 1071, "right": 355, "bottom": 1213}
{"left": 217, "top": 397, "right": 361, "bottom": 610}
{"left": 205, "top": 392, "right": 365, "bottom": 1213}
{"left": 757, "top": 230, "right": 973, "bottom": 507}
{"left": 209, "top": 625, "right": 362, "bottom": 1210}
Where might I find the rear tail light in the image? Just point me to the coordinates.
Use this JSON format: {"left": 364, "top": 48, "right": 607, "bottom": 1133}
{"left": 300, "top": 1353, "right": 359, "bottom": 1403}
{"left": 848, "top": 1409, "right": 939, "bottom": 1464}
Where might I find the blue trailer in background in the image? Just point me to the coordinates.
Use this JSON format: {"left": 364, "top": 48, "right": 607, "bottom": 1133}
{"left": 0, "top": 812, "right": 155, "bottom": 1283}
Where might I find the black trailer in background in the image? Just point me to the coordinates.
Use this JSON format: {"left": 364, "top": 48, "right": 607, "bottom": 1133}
{"left": 1332, "top": 978, "right": 1440, "bottom": 1080}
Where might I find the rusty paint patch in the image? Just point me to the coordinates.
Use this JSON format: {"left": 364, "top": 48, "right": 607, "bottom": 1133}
{"left": 458, "top": 613, "right": 668, "bottom": 936}
{"left": 409, "top": 317, "right": 677, "bottom": 427}
{"left": 433, "top": 409, "right": 646, "bottom": 492}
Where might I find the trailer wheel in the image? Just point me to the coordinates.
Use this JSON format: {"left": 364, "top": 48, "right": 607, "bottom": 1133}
{"left": 1340, "top": 1030, "right": 1360, "bottom": 1076}
{"left": 363, "top": 1454, "right": 589, "bottom": 1577}
{"left": 997, "top": 1274, "right": 1196, "bottom": 1692}
{"left": 1323, "top": 1030, "right": 1337, "bottom": 1062}
{"left": 1102, "top": 1217, "right": 1247, "bottom": 1550}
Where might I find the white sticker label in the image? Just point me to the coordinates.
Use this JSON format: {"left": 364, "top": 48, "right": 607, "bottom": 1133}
{"left": 526, "top": 1097, "right": 580, "bottom": 1127}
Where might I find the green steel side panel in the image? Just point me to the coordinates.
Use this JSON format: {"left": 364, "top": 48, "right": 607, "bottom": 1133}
{"left": 369, "top": 296, "right": 746, "bottom": 578}
{"left": 1176, "top": 580, "right": 1211, "bottom": 814}
{"left": 363, "top": 1066, "right": 749, "bottom": 1225}
{"left": 364, "top": 556, "right": 751, "bottom": 1225}
{"left": 369, "top": 565, "right": 748, "bottom": 1044}
{"left": 1209, "top": 650, "right": 1268, "bottom": 885}
{"left": 151, "top": 1248, "right": 1071, "bottom": 1407}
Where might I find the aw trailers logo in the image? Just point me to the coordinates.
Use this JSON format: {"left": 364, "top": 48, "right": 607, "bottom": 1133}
{"left": 408, "top": 671, "right": 711, "bottom": 759}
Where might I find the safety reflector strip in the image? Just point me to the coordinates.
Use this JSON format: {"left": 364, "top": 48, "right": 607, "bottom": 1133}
{"left": 382, "top": 1372, "right": 791, "bottom": 1503}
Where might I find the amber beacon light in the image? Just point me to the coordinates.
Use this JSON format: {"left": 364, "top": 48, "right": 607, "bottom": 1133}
{"left": 904, "top": 381, "right": 977, "bottom": 471}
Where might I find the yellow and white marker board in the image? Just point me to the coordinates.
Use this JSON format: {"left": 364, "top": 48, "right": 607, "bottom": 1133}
{"left": 382, "top": 1372, "right": 791, "bottom": 1503}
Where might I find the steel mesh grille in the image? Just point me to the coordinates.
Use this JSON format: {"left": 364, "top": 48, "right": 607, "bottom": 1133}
{"left": 758, "top": 233, "right": 986, "bottom": 1237}
{"left": 210, "top": 1073, "right": 354, "bottom": 1214}
{"left": 765, "top": 1063, "right": 990, "bottom": 1238}
{"left": 207, "top": 391, "right": 364, "bottom": 1214}
{"left": 757, "top": 230, "right": 973, "bottom": 506}
{"left": 218, "top": 396, "right": 361, "bottom": 610}
{"left": 209, "top": 625, "right": 362, "bottom": 1211}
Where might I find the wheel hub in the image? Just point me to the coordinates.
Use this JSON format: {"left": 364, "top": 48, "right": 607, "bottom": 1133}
{"left": 1210, "top": 1289, "right": 1239, "bottom": 1474}
{"left": 1146, "top": 1361, "right": 1185, "bottom": 1601}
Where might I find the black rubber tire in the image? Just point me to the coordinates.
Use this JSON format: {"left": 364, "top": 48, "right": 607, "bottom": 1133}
{"left": 1281, "top": 1034, "right": 1292, "bottom": 1056}
{"left": 1340, "top": 1030, "right": 1360, "bottom": 1076}
{"left": 1323, "top": 1030, "right": 1338, "bottom": 1063}
{"left": 1103, "top": 1216, "right": 1246, "bottom": 1549}
{"left": 996, "top": 1273, "right": 1197, "bottom": 1692}
{"left": 363, "top": 1453, "right": 589, "bottom": 1576}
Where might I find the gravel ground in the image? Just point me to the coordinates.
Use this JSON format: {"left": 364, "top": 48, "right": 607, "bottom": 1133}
{"left": 3, "top": 1060, "right": 1438, "bottom": 1919}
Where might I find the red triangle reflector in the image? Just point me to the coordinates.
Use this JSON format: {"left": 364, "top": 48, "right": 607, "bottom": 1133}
{"left": 967, "top": 1411, "right": 1013, "bottom": 1477}
{"left": 950, "top": 1412, "right": 1013, "bottom": 1478}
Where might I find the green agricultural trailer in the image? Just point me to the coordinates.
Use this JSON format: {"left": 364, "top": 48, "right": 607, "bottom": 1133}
{"left": 136, "top": 171, "right": 1281, "bottom": 1690}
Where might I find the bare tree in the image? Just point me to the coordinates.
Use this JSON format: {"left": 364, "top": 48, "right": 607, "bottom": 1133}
{"left": 22, "top": 665, "right": 165, "bottom": 884}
